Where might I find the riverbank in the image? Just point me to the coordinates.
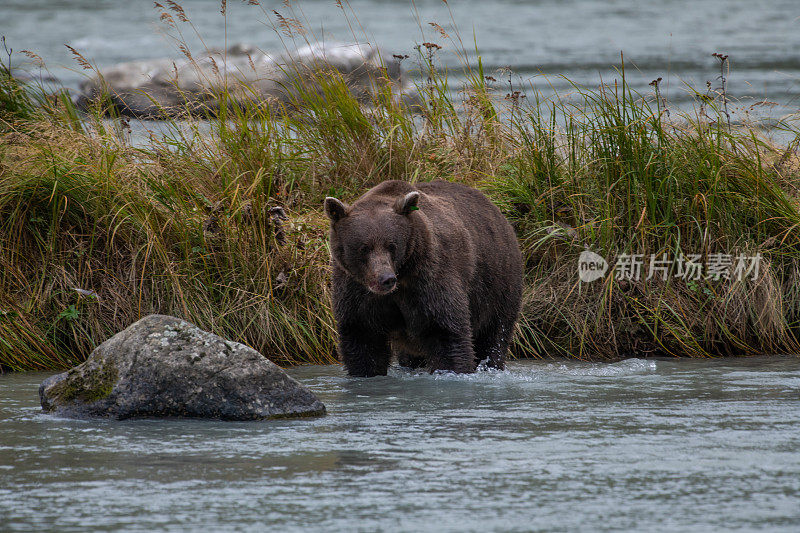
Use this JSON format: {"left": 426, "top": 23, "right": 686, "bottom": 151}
{"left": 1, "top": 44, "right": 799, "bottom": 371}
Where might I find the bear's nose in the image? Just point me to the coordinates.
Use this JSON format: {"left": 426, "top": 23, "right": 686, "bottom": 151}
{"left": 379, "top": 273, "right": 397, "bottom": 290}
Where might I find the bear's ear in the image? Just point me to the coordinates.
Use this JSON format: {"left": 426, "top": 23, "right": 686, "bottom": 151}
{"left": 324, "top": 197, "right": 349, "bottom": 223}
{"left": 395, "top": 191, "right": 420, "bottom": 216}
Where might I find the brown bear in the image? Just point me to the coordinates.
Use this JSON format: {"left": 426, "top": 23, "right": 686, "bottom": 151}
{"left": 324, "top": 180, "right": 523, "bottom": 377}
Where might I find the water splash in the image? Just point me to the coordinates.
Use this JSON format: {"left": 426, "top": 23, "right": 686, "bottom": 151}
{"left": 386, "top": 358, "right": 658, "bottom": 383}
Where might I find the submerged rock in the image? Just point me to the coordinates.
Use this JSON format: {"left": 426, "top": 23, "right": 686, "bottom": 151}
{"left": 77, "top": 42, "right": 418, "bottom": 118}
{"left": 39, "top": 314, "right": 326, "bottom": 420}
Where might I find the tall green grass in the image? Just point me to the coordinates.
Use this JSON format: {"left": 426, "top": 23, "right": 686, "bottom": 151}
{"left": 1, "top": 10, "right": 799, "bottom": 371}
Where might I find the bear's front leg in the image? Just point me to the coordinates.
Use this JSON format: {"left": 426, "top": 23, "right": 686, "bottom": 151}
{"left": 413, "top": 284, "right": 476, "bottom": 373}
{"left": 423, "top": 327, "right": 476, "bottom": 373}
{"left": 338, "top": 324, "right": 392, "bottom": 377}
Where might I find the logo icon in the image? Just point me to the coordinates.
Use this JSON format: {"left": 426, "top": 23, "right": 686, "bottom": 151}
{"left": 578, "top": 250, "right": 608, "bottom": 283}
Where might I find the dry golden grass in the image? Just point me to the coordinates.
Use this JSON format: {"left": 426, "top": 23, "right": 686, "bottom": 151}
{"left": 1, "top": 14, "right": 799, "bottom": 371}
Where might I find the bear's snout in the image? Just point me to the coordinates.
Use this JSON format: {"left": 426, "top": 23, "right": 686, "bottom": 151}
{"left": 378, "top": 272, "right": 397, "bottom": 291}
{"left": 365, "top": 251, "right": 397, "bottom": 295}
{"left": 367, "top": 268, "right": 397, "bottom": 294}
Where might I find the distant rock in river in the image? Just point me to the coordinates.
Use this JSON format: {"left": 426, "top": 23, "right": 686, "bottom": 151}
{"left": 76, "top": 42, "right": 419, "bottom": 118}
{"left": 39, "top": 314, "right": 326, "bottom": 420}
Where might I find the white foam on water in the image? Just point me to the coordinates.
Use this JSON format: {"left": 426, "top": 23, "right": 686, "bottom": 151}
{"left": 387, "top": 358, "right": 657, "bottom": 383}
{"left": 537, "top": 358, "right": 658, "bottom": 377}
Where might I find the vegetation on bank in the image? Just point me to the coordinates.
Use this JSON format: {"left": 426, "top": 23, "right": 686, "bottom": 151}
{"left": 1, "top": 22, "right": 799, "bottom": 371}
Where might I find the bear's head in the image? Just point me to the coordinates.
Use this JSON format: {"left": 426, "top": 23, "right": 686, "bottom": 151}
{"left": 324, "top": 191, "right": 421, "bottom": 295}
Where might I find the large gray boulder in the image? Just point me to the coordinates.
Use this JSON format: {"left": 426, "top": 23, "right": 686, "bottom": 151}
{"left": 77, "top": 42, "right": 419, "bottom": 117}
{"left": 39, "top": 314, "right": 326, "bottom": 420}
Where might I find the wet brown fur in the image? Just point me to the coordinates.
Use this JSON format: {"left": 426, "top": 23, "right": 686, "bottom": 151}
{"left": 325, "top": 180, "right": 523, "bottom": 376}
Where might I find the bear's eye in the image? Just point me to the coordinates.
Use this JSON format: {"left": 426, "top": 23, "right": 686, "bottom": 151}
{"left": 387, "top": 243, "right": 397, "bottom": 254}
{"left": 359, "top": 244, "right": 370, "bottom": 255}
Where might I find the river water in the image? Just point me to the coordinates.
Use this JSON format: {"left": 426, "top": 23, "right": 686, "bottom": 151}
{"left": 2, "top": 357, "right": 799, "bottom": 531}
{"left": 3, "top": 0, "right": 800, "bottom": 124}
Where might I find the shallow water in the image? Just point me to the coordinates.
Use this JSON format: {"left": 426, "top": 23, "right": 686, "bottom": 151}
{"left": 4, "top": 0, "right": 800, "bottom": 125}
{"left": 2, "top": 357, "right": 800, "bottom": 532}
